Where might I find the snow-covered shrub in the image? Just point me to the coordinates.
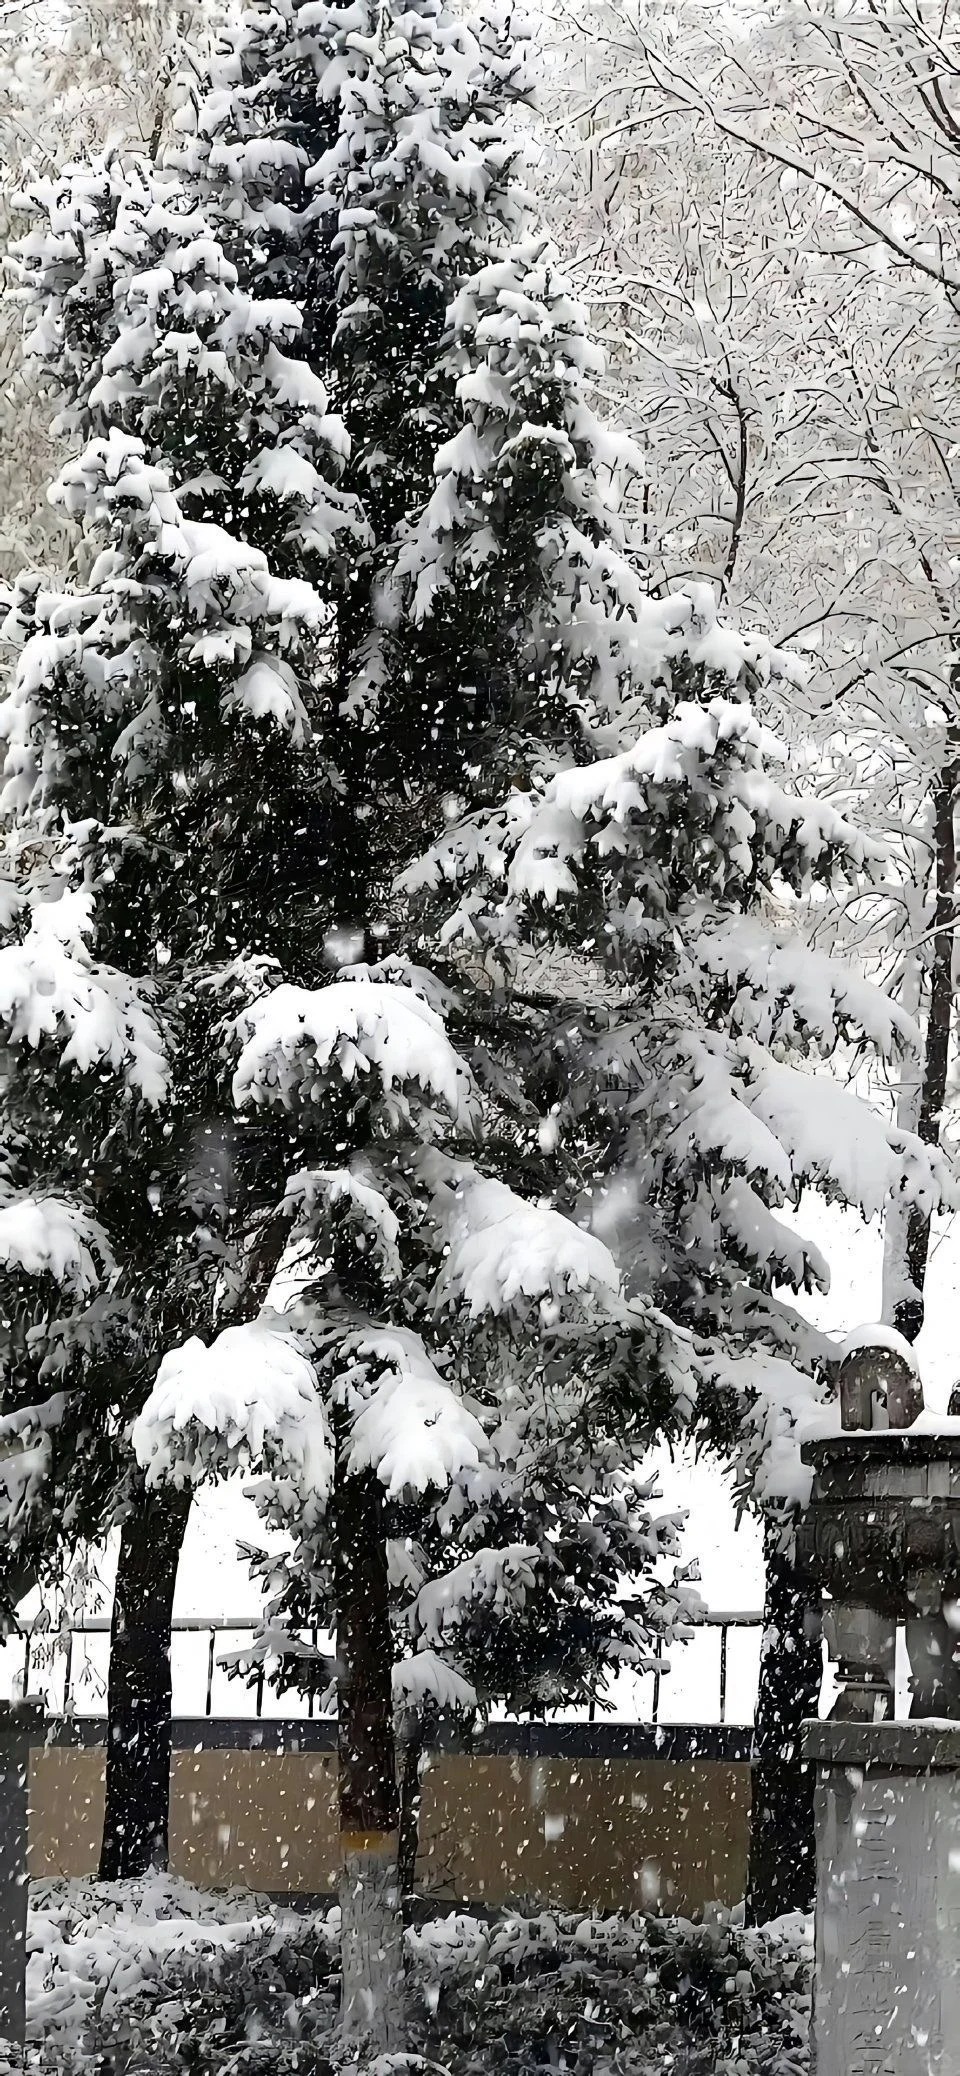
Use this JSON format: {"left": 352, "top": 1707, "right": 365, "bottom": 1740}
{"left": 30, "top": 1883, "right": 810, "bottom": 2076}
{"left": 89, "top": 1916, "right": 339, "bottom": 2075}
{"left": 408, "top": 1907, "right": 811, "bottom": 2076}
{"left": 27, "top": 1875, "right": 287, "bottom": 2062}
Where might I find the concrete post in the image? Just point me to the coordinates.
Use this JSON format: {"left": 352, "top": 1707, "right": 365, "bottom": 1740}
{"left": 805, "top": 1722, "right": 960, "bottom": 2076}
{"left": 0, "top": 1701, "right": 41, "bottom": 2056}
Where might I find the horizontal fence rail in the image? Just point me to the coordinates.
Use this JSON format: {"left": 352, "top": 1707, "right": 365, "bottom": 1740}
{"left": 1, "top": 1609, "right": 765, "bottom": 1727}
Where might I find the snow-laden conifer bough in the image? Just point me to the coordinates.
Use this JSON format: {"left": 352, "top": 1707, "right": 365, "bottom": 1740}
{"left": 0, "top": 0, "right": 954, "bottom": 2058}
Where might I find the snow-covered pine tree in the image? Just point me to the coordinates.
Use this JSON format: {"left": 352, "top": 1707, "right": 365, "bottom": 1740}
{"left": 0, "top": 119, "right": 367, "bottom": 1872}
{"left": 393, "top": 230, "right": 957, "bottom": 1921}
{"left": 0, "top": 0, "right": 590, "bottom": 2044}
{"left": 134, "top": 140, "right": 949, "bottom": 2049}
{"left": 394, "top": 229, "right": 946, "bottom": 1326}
{"left": 216, "top": 1380, "right": 698, "bottom": 1900}
{"left": 2, "top": 0, "right": 533, "bottom": 1882}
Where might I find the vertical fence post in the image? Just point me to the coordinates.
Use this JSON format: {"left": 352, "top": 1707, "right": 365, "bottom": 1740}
{"left": 205, "top": 1631, "right": 216, "bottom": 1719}
{"left": 719, "top": 1624, "right": 729, "bottom": 1725}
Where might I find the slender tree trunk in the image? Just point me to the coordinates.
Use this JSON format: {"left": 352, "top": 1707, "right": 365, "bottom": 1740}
{"left": 892, "top": 724, "right": 959, "bottom": 1345}
{"left": 745, "top": 1521, "right": 822, "bottom": 1925}
{"left": 882, "top": 935, "right": 923, "bottom": 1323}
{"left": 334, "top": 1461, "right": 404, "bottom": 2055}
{"left": 99, "top": 1481, "right": 192, "bottom": 1879}
{"left": 397, "top": 1713, "right": 425, "bottom": 1913}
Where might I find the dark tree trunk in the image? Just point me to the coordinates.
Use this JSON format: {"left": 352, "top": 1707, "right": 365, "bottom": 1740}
{"left": 894, "top": 724, "right": 959, "bottom": 1343}
{"left": 397, "top": 1715, "right": 425, "bottom": 1909}
{"left": 745, "top": 1522, "right": 822, "bottom": 1925}
{"left": 334, "top": 1464, "right": 399, "bottom": 1841}
{"left": 333, "top": 1461, "right": 404, "bottom": 2051}
{"left": 99, "top": 1482, "right": 192, "bottom": 1880}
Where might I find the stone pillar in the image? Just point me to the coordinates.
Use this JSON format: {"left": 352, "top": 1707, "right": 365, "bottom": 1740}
{"left": 800, "top": 1331, "right": 960, "bottom": 2076}
{"left": 0, "top": 1702, "right": 41, "bottom": 2054}
{"left": 805, "top": 1722, "right": 960, "bottom": 2076}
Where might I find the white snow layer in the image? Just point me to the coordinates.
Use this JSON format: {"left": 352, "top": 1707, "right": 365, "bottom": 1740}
{"left": 230, "top": 977, "right": 477, "bottom": 1126}
{"left": 839, "top": 1321, "right": 920, "bottom": 1369}
{"left": 338, "top": 1328, "right": 487, "bottom": 1496}
{"left": 429, "top": 1167, "right": 623, "bottom": 1319}
{"left": 0, "top": 1197, "right": 115, "bottom": 1294}
{"left": 0, "top": 892, "right": 168, "bottom": 1101}
{"left": 134, "top": 1319, "right": 485, "bottom": 1503}
{"left": 133, "top": 1317, "right": 334, "bottom": 1499}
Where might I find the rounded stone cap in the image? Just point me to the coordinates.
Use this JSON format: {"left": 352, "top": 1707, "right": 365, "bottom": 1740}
{"left": 839, "top": 1325, "right": 922, "bottom": 1430}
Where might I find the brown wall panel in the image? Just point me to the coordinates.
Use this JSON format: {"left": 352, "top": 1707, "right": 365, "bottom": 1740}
{"left": 169, "top": 1750, "right": 340, "bottom": 1891}
{"left": 28, "top": 1748, "right": 105, "bottom": 1878}
{"left": 418, "top": 1756, "right": 750, "bottom": 1914}
{"left": 28, "top": 1747, "right": 750, "bottom": 1913}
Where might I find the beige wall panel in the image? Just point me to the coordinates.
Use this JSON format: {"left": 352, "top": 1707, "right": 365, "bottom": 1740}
{"left": 418, "top": 1758, "right": 750, "bottom": 1915}
{"left": 28, "top": 1749, "right": 105, "bottom": 1878}
{"left": 169, "top": 1751, "right": 340, "bottom": 1891}
{"left": 27, "top": 1747, "right": 751, "bottom": 1914}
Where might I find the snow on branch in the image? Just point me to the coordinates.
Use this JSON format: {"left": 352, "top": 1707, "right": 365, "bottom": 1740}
{"left": 392, "top": 1650, "right": 477, "bottom": 1716}
{"left": 506, "top": 698, "right": 882, "bottom": 906}
{"left": 425, "top": 1160, "right": 624, "bottom": 1322}
{"left": 0, "top": 891, "right": 168, "bottom": 1101}
{"left": 230, "top": 977, "right": 478, "bottom": 1129}
{"left": 408, "top": 694, "right": 882, "bottom": 910}
{"left": 135, "top": 1316, "right": 486, "bottom": 1511}
{"left": 282, "top": 1163, "right": 403, "bottom": 1283}
{"left": 714, "top": 1180, "right": 830, "bottom": 1298}
{"left": 410, "top": 1546, "right": 542, "bottom": 1649}
{"left": 665, "top": 1040, "right": 794, "bottom": 1199}
{"left": 0, "top": 1391, "right": 68, "bottom": 1541}
{"left": 334, "top": 1327, "right": 487, "bottom": 1498}
{"left": 53, "top": 433, "right": 328, "bottom": 655}
{"left": 741, "top": 1049, "right": 956, "bottom": 1222}
{"left": 664, "top": 1034, "right": 954, "bottom": 1223}
{"left": 692, "top": 918, "right": 917, "bottom": 1062}
{"left": 710, "top": 1349, "right": 836, "bottom": 1511}
{"left": 132, "top": 1316, "right": 333, "bottom": 1501}
{"left": 0, "top": 1197, "right": 115, "bottom": 1296}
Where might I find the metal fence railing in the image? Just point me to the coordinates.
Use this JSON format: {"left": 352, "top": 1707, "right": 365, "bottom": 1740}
{"left": 1, "top": 1609, "right": 765, "bottom": 1726}
{"left": 586, "top": 1610, "right": 764, "bottom": 1726}
{"left": 660, "top": 1610, "right": 762, "bottom": 1726}
{"left": 5, "top": 1616, "right": 270, "bottom": 1720}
